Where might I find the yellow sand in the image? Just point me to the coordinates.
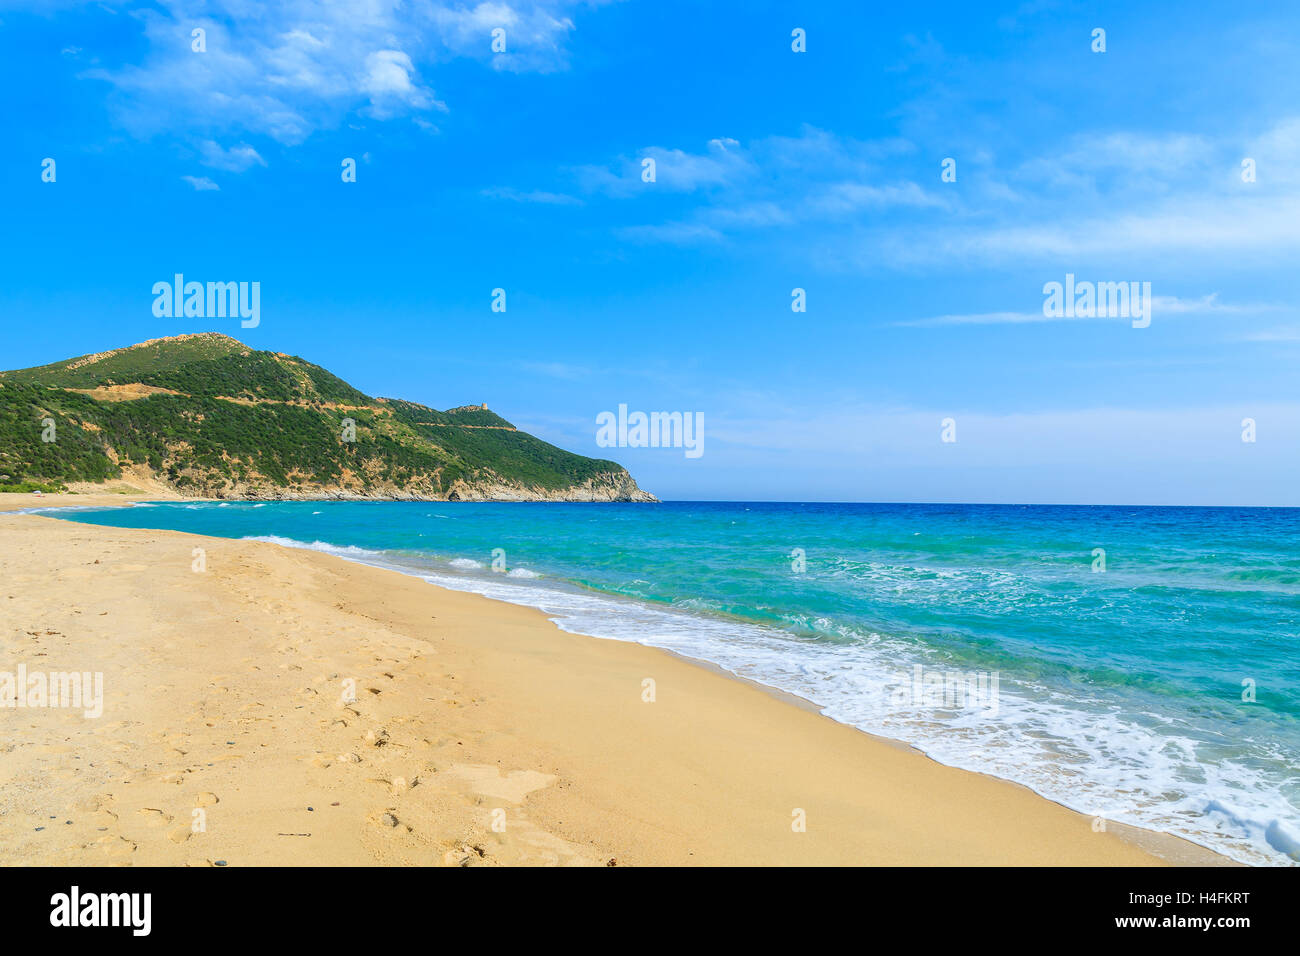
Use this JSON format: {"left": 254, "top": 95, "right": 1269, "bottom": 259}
{"left": 0, "top": 493, "right": 1230, "bottom": 866}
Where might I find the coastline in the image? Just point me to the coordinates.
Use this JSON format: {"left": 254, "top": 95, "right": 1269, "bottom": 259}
{"left": 0, "top": 493, "right": 1233, "bottom": 866}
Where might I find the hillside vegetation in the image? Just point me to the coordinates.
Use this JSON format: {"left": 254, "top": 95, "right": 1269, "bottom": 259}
{"left": 0, "top": 334, "right": 654, "bottom": 501}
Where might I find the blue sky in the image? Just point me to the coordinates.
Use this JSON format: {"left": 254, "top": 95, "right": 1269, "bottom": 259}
{"left": 2, "top": 0, "right": 1299, "bottom": 504}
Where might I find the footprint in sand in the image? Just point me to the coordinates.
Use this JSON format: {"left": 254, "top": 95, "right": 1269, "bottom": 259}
{"left": 443, "top": 843, "right": 489, "bottom": 867}
{"left": 88, "top": 834, "right": 136, "bottom": 859}
{"left": 372, "top": 810, "right": 408, "bottom": 832}
{"left": 441, "top": 765, "right": 558, "bottom": 804}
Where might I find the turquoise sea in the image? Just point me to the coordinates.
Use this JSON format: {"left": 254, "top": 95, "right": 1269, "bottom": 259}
{"left": 43, "top": 500, "right": 1300, "bottom": 865}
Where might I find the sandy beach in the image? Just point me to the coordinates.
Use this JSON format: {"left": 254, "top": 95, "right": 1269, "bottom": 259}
{"left": 0, "top": 493, "right": 1231, "bottom": 866}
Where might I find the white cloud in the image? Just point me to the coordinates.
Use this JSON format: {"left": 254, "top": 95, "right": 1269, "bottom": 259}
{"left": 362, "top": 50, "right": 421, "bottom": 98}
{"left": 572, "top": 128, "right": 939, "bottom": 244}
{"left": 181, "top": 175, "right": 219, "bottom": 191}
{"left": 556, "top": 118, "right": 1300, "bottom": 273}
{"left": 1151, "top": 293, "right": 1285, "bottom": 315}
{"left": 878, "top": 195, "right": 1300, "bottom": 270}
{"left": 615, "top": 221, "right": 725, "bottom": 245}
{"left": 856, "top": 118, "right": 1300, "bottom": 272}
{"left": 578, "top": 138, "right": 755, "bottom": 196}
{"left": 482, "top": 186, "right": 583, "bottom": 205}
{"left": 894, "top": 310, "right": 1053, "bottom": 327}
{"left": 430, "top": 1, "right": 576, "bottom": 72}
{"left": 198, "top": 140, "right": 266, "bottom": 172}
{"left": 1016, "top": 132, "right": 1214, "bottom": 195}
{"left": 80, "top": 1, "right": 585, "bottom": 147}
{"left": 810, "top": 180, "right": 948, "bottom": 216}
{"left": 360, "top": 50, "right": 445, "bottom": 118}
{"left": 1238, "top": 327, "right": 1300, "bottom": 343}
{"left": 895, "top": 293, "right": 1291, "bottom": 328}
{"left": 897, "top": 294, "right": 1289, "bottom": 327}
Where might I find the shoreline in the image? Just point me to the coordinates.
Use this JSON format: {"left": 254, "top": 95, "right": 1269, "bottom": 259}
{"left": 0, "top": 492, "right": 1235, "bottom": 866}
{"left": 646, "top": 645, "right": 1234, "bottom": 866}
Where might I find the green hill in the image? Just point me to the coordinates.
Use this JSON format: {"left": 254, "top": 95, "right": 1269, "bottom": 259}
{"left": 0, "top": 334, "right": 655, "bottom": 501}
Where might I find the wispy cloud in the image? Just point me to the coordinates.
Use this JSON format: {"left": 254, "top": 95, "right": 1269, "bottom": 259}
{"left": 895, "top": 294, "right": 1290, "bottom": 327}
{"left": 1152, "top": 294, "right": 1286, "bottom": 315}
{"left": 538, "top": 114, "right": 1300, "bottom": 272}
{"left": 873, "top": 195, "right": 1300, "bottom": 271}
{"left": 198, "top": 140, "right": 265, "bottom": 172}
{"left": 809, "top": 180, "right": 949, "bottom": 216}
{"left": 429, "top": 1, "right": 577, "bottom": 73}
{"left": 482, "top": 186, "right": 583, "bottom": 205}
{"left": 181, "top": 174, "right": 219, "bottom": 191}
{"left": 1237, "top": 327, "right": 1300, "bottom": 343}
{"left": 575, "top": 137, "right": 755, "bottom": 196}
{"left": 860, "top": 118, "right": 1300, "bottom": 272}
{"left": 894, "top": 310, "right": 1051, "bottom": 327}
{"left": 568, "top": 127, "right": 942, "bottom": 245}
{"left": 615, "top": 221, "right": 726, "bottom": 245}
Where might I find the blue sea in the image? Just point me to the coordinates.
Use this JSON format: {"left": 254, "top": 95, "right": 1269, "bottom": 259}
{"left": 43, "top": 500, "right": 1300, "bottom": 865}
